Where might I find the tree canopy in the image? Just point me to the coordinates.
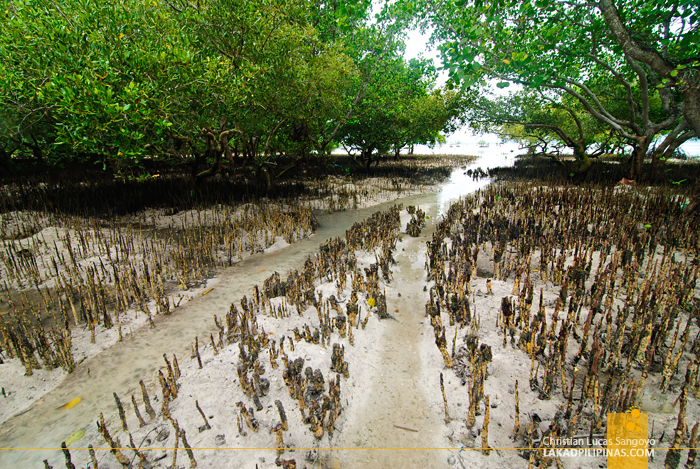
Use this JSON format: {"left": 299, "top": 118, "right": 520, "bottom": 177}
{"left": 340, "top": 54, "right": 467, "bottom": 168}
{"left": 3, "top": 0, "right": 698, "bottom": 182}
{"left": 0, "top": 0, "right": 462, "bottom": 180}
{"left": 419, "top": 0, "right": 699, "bottom": 177}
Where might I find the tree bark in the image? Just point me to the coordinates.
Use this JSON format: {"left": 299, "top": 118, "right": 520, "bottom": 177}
{"left": 0, "top": 140, "right": 22, "bottom": 173}
{"left": 362, "top": 147, "right": 375, "bottom": 170}
{"left": 23, "top": 135, "right": 43, "bottom": 163}
{"left": 630, "top": 137, "right": 649, "bottom": 180}
{"left": 258, "top": 166, "right": 271, "bottom": 190}
{"left": 194, "top": 150, "right": 221, "bottom": 184}
{"left": 598, "top": 0, "right": 700, "bottom": 136}
{"left": 662, "top": 132, "right": 696, "bottom": 160}
{"left": 573, "top": 144, "right": 591, "bottom": 171}
{"left": 194, "top": 129, "right": 235, "bottom": 184}
{"left": 0, "top": 151, "right": 13, "bottom": 174}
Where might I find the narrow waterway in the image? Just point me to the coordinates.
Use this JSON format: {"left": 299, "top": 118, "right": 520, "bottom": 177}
{"left": 0, "top": 152, "right": 512, "bottom": 467}
{"left": 327, "top": 150, "right": 512, "bottom": 467}
{"left": 328, "top": 200, "right": 447, "bottom": 468}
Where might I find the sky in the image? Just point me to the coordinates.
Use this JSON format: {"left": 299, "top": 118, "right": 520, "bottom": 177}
{"left": 403, "top": 28, "right": 441, "bottom": 75}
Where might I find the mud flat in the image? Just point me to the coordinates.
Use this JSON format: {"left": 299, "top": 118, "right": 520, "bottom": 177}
{"left": 0, "top": 155, "right": 480, "bottom": 467}
{"left": 0, "top": 202, "right": 318, "bottom": 426}
{"left": 424, "top": 182, "right": 699, "bottom": 469}
{"left": 13, "top": 155, "right": 698, "bottom": 469}
{"left": 24, "top": 178, "right": 698, "bottom": 469}
{"left": 0, "top": 155, "right": 474, "bottom": 425}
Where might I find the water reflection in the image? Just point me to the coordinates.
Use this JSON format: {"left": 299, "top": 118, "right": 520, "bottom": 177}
{"left": 437, "top": 150, "right": 515, "bottom": 216}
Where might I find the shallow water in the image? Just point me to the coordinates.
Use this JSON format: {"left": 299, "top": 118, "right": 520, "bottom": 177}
{"left": 0, "top": 153, "right": 511, "bottom": 467}
{"left": 437, "top": 151, "right": 513, "bottom": 216}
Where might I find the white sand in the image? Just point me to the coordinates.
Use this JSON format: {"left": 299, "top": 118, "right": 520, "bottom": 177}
{"left": 6, "top": 169, "right": 696, "bottom": 469}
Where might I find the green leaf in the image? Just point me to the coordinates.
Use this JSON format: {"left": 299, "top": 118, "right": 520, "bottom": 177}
{"left": 65, "top": 430, "right": 85, "bottom": 446}
{"left": 496, "top": 81, "right": 510, "bottom": 88}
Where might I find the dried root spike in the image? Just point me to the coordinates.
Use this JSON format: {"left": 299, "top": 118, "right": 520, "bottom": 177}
{"left": 482, "top": 395, "right": 491, "bottom": 456}
{"left": 131, "top": 394, "right": 147, "bottom": 427}
{"left": 440, "top": 372, "right": 450, "bottom": 424}
{"left": 275, "top": 400, "right": 288, "bottom": 431}
{"left": 61, "top": 442, "right": 75, "bottom": 469}
{"left": 196, "top": 400, "right": 211, "bottom": 430}
{"left": 113, "top": 392, "right": 128, "bottom": 431}
{"left": 140, "top": 380, "right": 156, "bottom": 420}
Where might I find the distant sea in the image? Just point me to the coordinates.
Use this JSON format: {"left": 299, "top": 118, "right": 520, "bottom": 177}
{"left": 333, "top": 136, "right": 700, "bottom": 159}
{"left": 414, "top": 137, "right": 700, "bottom": 158}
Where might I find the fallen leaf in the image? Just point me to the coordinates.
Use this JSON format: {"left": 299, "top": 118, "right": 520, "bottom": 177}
{"left": 59, "top": 397, "right": 82, "bottom": 410}
{"left": 202, "top": 288, "right": 214, "bottom": 296}
{"left": 65, "top": 429, "right": 85, "bottom": 446}
{"left": 258, "top": 269, "right": 266, "bottom": 273}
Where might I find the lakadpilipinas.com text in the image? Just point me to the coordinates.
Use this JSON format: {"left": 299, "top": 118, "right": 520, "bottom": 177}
{"left": 542, "top": 437, "right": 655, "bottom": 458}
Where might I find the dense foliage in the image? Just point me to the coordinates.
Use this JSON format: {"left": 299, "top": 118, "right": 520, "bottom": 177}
{"left": 0, "top": 0, "right": 462, "bottom": 180}
{"left": 3, "top": 0, "right": 699, "bottom": 181}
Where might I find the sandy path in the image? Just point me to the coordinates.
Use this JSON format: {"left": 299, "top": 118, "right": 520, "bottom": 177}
{"left": 328, "top": 204, "right": 451, "bottom": 468}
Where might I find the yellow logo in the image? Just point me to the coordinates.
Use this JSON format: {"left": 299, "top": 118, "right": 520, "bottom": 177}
{"left": 625, "top": 408, "right": 644, "bottom": 432}
{"left": 607, "top": 407, "right": 650, "bottom": 469}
